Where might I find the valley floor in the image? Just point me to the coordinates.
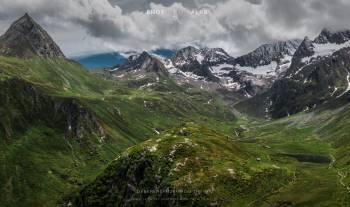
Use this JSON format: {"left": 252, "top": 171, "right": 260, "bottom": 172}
{"left": 230, "top": 113, "right": 350, "bottom": 206}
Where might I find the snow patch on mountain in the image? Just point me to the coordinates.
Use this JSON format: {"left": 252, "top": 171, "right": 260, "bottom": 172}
{"left": 302, "top": 41, "right": 350, "bottom": 64}
{"left": 168, "top": 67, "right": 203, "bottom": 80}
{"left": 210, "top": 63, "right": 233, "bottom": 75}
{"left": 279, "top": 55, "right": 293, "bottom": 72}
{"left": 222, "top": 80, "right": 242, "bottom": 90}
{"left": 337, "top": 71, "right": 350, "bottom": 98}
{"left": 195, "top": 53, "right": 205, "bottom": 64}
{"left": 236, "top": 61, "right": 278, "bottom": 76}
{"left": 114, "top": 46, "right": 272, "bottom": 97}
{"left": 234, "top": 40, "right": 301, "bottom": 77}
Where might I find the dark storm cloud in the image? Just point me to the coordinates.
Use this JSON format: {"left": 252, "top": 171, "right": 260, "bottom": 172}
{"left": 2, "top": 0, "right": 350, "bottom": 56}
{"left": 75, "top": 12, "right": 125, "bottom": 39}
{"left": 264, "top": 0, "right": 309, "bottom": 28}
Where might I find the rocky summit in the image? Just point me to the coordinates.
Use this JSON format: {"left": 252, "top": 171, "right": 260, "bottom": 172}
{"left": 0, "top": 13, "right": 65, "bottom": 58}
{"left": 118, "top": 51, "right": 168, "bottom": 74}
{"left": 234, "top": 39, "right": 302, "bottom": 77}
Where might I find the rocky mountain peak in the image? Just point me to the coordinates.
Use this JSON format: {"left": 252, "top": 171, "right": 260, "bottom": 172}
{"left": 178, "top": 46, "right": 200, "bottom": 56}
{"left": 199, "top": 47, "right": 234, "bottom": 65}
{"left": 138, "top": 51, "right": 153, "bottom": 60}
{"left": 235, "top": 39, "right": 301, "bottom": 68}
{"left": 292, "top": 36, "right": 315, "bottom": 59}
{"left": 115, "top": 51, "right": 168, "bottom": 76}
{"left": 200, "top": 47, "right": 229, "bottom": 55}
{"left": 0, "top": 13, "right": 65, "bottom": 58}
{"left": 170, "top": 46, "right": 235, "bottom": 67}
{"left": 170, "top": 46, "right": 200, "bottom": 65}
{"left": 314, "top": 28, "right": 350, "bottom": 44}
{"left": 10, "top": 13, "right": 35, "bottom": 29}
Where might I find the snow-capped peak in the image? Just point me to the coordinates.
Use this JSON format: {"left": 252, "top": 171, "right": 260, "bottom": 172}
{"left": 293, "top": 29, "right": 350, "bottom": 67}
{"left": 234, "top": 39, "right": 302, "bottom": 76}
{"left": 170, "top": 46, "right": 201, "bottom": 67}
{"left": 199, "top": 47, "right": 234, "bottom": 65}
{"left": 169, "top": 46, "right": 235, "bottom": 69}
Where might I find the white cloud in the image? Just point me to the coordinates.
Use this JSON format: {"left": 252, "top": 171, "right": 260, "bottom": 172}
{"left": 1, "top": 0, "right": 350, "bottom": 57}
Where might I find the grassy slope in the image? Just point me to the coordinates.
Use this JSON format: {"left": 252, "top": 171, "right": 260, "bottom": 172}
{"left": 71, "top": 124, "right": 291, "bottom": 207}
{"left": 0, "top": 56, "right": 236, "bottom": 206}
{"left": 71, "top": 107, "right": 350, "bottom": 207}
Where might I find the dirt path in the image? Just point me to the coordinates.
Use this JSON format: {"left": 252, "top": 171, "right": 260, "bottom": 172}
{"left": 329, "top": 154, "right": 350, "bottom": 193}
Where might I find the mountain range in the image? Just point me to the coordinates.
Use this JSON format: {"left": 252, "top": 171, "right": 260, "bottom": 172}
{"left": 1, "top": 13, "right": 350, "bottom": 207}
{"left": 72, "top": 49, "right": 176, "bottom": 70}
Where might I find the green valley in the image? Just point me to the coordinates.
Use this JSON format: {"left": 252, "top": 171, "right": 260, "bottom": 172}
{"left": 0, "top": 57, "right": 235, "bottom": 206}
{"left": 68, "top": 108, "right": 350, "bottom": 207}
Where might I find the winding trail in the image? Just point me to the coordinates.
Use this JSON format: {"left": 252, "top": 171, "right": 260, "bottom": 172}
{"left": 329, "top": 154, "right": 350, "bottom": 193}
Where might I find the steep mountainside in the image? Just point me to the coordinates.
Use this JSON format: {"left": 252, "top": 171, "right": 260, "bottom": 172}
{"left": 268, "top": 29, "right": 350, "bottom": 118}
{"left": 234, "top": 40, "right": 301, "bottom": 76}
{"left": 237, "top": 29, "right": 350, "bottom": 118}
{"left": 0, "top": 14, "right": 65, "bottom": 58}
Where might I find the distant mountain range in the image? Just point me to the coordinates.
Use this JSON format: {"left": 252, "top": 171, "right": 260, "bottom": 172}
{"left": 73, "top": 52, "right": 126, "bottom": 69}
{"left": 107, "top": 42, "right": 301, "bottom": 97}
{"left": 73, "top": 49, "right": 176, "bottom": 69}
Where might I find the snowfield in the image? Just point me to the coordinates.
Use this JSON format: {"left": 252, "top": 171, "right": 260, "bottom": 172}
{"left": 236, "top": 61, "right": 278, "bottom": 76}
{"left": 302, "top": 41, "right": 350, "bottom": 64}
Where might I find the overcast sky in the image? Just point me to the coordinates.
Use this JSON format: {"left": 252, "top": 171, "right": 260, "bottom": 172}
{"left": 1, "top": 0, "right": 350, "bottom": 57}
